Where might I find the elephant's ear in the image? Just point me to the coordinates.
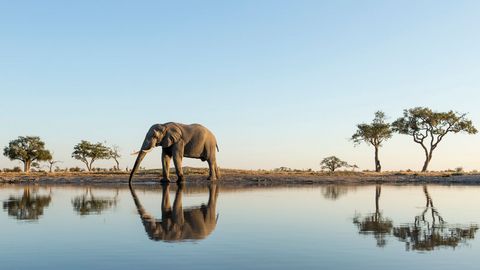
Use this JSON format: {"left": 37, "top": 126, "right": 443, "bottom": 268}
{"left": 160, "top": 127, "right": 182, "bottom": 148}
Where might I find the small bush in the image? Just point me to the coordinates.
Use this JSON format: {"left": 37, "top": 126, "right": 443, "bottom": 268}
{"left": 69, "top": 167, "right": 82, "bottom": 172}
{"left": 54, "top": 166, "right": 66, "bottom": 172}
{"left": 3, "top": 166, "right": 22, "bottom": 172}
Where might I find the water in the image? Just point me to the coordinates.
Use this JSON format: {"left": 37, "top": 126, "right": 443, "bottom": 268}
{"left": 1, "top": 184, "right": 479, "bottom": 269}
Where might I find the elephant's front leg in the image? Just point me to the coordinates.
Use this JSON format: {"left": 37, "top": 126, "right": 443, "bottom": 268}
{"left": 172, "top": 145, "right": 185, "bottom": 182}
{"left": 161, "top": 151, "right": 172, "bottom": 183}
{"left": 161, "top": 183, "right": 172, "bottom": 219}
{"left": 172, "top": 183, "right": 185, "bottom": 226}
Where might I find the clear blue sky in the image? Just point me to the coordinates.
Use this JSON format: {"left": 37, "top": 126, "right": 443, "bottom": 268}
{"left": 2, "top": 0, "right": 480, "bottom": 171}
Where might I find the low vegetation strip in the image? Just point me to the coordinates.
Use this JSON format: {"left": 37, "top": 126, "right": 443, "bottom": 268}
{"left": 1, "top": 168, "right": 480, "bottom": 186}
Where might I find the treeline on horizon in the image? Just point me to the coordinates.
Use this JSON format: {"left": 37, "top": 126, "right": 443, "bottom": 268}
{"left": 2, "top": 139, "right": 122, "bottom": 173}
{"left": 1, "top": 106, "right": 477, "bottom": 174}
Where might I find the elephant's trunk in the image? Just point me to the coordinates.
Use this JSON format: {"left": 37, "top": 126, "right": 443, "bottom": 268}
{"left": 129, "top": 129, "right": 158, "bottom": 183}
{"left": 130, "top": 138, "right": 156, "bottom": 183}
{"left": 129, "top": 151, "right": 147, "bottom": 183}
{"left": 129, "top": 184, "right": 146, "bottom": 216}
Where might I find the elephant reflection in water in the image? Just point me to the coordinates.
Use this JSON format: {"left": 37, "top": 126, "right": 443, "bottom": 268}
{"left": 71, "top": 188, "right": 119, "bottom": 215}
{"left": 2, "top": 187, "right": 52, "bottom": 220}
{"left": 353, "top": 185, "right": 393, "bottom": 247}
{"left": 129, "top": 183, "right": 218, "bottom": 242}
{"left": 393, "top": 186, "right": 478, "bottom": 251}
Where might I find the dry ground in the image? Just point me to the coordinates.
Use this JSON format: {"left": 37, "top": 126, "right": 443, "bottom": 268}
{"left": 2, "top": 168, "right": 480, "bottom": 186}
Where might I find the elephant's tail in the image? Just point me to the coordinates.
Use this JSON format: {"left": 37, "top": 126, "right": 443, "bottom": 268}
{"left": 216, "top": 144, "right": 219, "bottom": 152}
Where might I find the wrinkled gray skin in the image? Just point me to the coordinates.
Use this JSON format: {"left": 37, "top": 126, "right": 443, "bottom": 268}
{"left": 129, "top": 122, "right": 220, "bottom": 183}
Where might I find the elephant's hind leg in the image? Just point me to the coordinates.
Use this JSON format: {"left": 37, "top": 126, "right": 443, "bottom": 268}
{"left": 215, "top": 165, "right": 221, "bottom": 179}
{"left": 207, "top": 159, "right": 218, "bottom": 181}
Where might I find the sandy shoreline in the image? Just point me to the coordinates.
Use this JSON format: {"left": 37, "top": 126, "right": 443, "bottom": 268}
{"left": 2, "top": 170, "right": 480, "bottom": 186}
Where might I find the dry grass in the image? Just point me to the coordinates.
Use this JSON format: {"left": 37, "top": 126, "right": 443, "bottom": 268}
{"left": 1, "top": 167, "right": 480, "bottom": 186}
{"left": 0, "top": 167, "right": 476, "bottom": 178}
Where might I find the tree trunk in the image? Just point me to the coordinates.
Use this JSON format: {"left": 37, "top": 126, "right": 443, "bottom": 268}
{"left": 83, "top": 161, "right": 91, "bottom": 172}
{"left": 422, "top": 153, "right": 432, "bottom": 172}
{"left": 375, "top": 185, "right": 381, "bottom": 221}
{"left": 374, "top": 146, "right": 381, "bottom": 172}
{"left": 24, "top": 160, "right": 31, "bottom": 173}
{"left": 423, "top": 185, "right": 432, "bottom": 207}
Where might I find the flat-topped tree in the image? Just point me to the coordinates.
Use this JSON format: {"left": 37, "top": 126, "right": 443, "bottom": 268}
{"left": 3, "top": 136, "right": 52, "bottom": 172}
{"left": 392, "top": 107, "right": 477, "bottom": 172}
{"left": 320, "top": 156, "right": 350, "bottom": 172}
{"left": 351, "top": 111, "right": 392, "bottom": 172}
{"left": 72, "top": 141, "right": 111, "bottom": 172}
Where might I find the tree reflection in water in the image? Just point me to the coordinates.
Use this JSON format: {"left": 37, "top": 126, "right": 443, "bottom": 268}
{"left": 2, "top": 187, "right": 52, "bottom": 220}
{"left": 71, "top": 188, "right": 119, "bottom": 215}
{"left": 353, "top": 185, "right": 478, "bottom": 251}
{"left": 393, "top": 186, "right": 478, "bottom": 251}
{"left": 353, "top": 185, "right": 393, "bottom": 247}
{"left": 129, "top": 183, "right": 218, "bottom": 242}
{"left": 321, "top": 185, "right": 351, "bottom": 200}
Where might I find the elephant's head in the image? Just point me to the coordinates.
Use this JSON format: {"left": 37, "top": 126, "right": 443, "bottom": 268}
{"left": 129, "top": 124, "right": 182, "bottom": 183}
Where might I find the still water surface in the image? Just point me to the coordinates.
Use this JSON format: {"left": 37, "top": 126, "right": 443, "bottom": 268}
{"left": 0, "top": 184, "right": 479, "bottom": 269}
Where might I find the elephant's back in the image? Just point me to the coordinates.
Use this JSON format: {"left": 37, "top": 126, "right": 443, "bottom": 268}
{"left": 183, "top": 124, "right": 217, "bottom": 143}
{"left": 187, "top": 123, "right": 214, "bottom": 134}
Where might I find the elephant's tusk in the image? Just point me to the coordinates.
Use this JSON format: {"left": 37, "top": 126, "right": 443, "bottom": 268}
{"left": 131, "top": 147, "right": 154, "bottom": 156}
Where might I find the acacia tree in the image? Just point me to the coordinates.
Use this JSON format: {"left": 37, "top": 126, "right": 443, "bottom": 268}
{"left": 72, "top": 141, "right": 111, "bottom": 171}
{"left": 3, "top": 136, "right": 52, "bottom": 173}
{"left": 351, "top": 111, "right": 392, "bottom": 172}
{"left": 392, "top": 107, "right": 477, "bottom": 172}
{"left": 320, "top": 156, "right": 349, "bottom": 172}
{"left": 109, "top": 145, "right": 121, "bottom": 171}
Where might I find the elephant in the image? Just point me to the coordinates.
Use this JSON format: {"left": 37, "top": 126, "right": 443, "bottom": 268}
{"left": 129, "top": 183, "right": 219, "bottom": 242}
{"left": 129, "top": 122, "right": 220, "bottom": 183}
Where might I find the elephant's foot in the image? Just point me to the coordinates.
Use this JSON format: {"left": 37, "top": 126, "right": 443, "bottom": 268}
{"left": 177, "top": 176, "right": 185, "bottom": 183}
{"left": 207, "top": 176, "right": 218, "bottom": 181}
{"left": 160, "top": 178, "right": 171, "bottom": 183}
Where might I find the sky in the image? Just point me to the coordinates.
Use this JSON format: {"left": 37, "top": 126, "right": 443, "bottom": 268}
{"left": 1, "top": 0, "right": 480, "bottom": 172}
